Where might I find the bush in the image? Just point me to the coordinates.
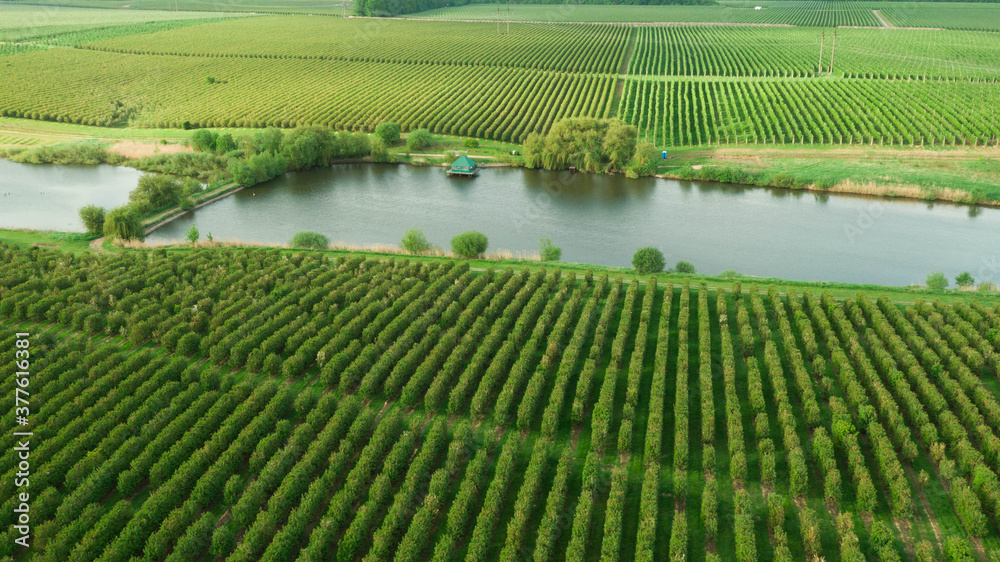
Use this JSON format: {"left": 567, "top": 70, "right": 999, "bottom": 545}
{"left": 186, "top": 226, "right": 200, "bottom": 245}
{"left": 400, "top": 228, "right": 430, "bottom": 253}
{"left": 464, "top": 138, "right": 480, "bottom": 148}
{"left": 290, "top": 231, "right": 329, "bottom": 250}
{"left": 406, "top": 128, "right": 433, "bottom": 151}
{"left": 451, "top": 231, "right": 488, "bottom": 258}
{"left": 632, "top": 247, "right": 665, "bottom": 274}
{"left": 369, "top": 136, "right": 391, "bottom": 162}
{"left": 539, "top": 236, "right": 562, "bottom": 261}
{"left": 926, "top": 271, "right": 948, "bottom": 291}
{"left": 103, "top": 205, "right": 144, "bottom": 241}
{"left": 179, "top": 197, "right": 195, "bottom": 211}
{"left": 78, "top": 205, "right": 105, "bottom": 236}
{"left": 214, "top": 133, "right": 237, "bottom": 155}
{"left": 374, "top": 122, "right": 400, "bottom": 146}
{"left": 625, "top": 140, "right": 659, "bottom": 178}
{"left": 955, "top": 271, "right": 974, "bottom": 287}
{"left": 129, "top": 174, "right": 182, "bottom": 213}
{"left": 675, "top": 260, "right": 696, "bottom": 274}
{"left": 190, "top": 130, "right": 218, "bottom": 153}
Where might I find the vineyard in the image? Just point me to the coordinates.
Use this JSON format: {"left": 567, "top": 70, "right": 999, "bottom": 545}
{"left": 627, "top": 26, "right": 1000, "bottom": 81}
{"left": 618, "top": 78, "right": 1000, "bottom": 147}
{"left": 879, "top": 3, "right": 1000, "bottom": 32}
{"left": 0, "top": 49, "right": 616, "bottom": 139}
{"left": 2, "top": 5, "right": 1000, "bottom": 147}
{"left": 82, "top": 17, "right": 631, "bottom": 73}
{"left": 4, "top": 243, "right": 1000, "bottom": 560}
{"left": 410, "top": 1, "right": 882, "bottom": 27}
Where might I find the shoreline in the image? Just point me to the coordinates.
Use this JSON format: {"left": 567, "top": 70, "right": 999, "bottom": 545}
{"left": 6, "top": 228, "right": 997, "bottom": 305}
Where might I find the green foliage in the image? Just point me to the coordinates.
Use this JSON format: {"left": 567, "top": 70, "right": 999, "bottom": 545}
{"left": 406, "top": 128, "right": 433, "bottom": 151}
{"left": 451, "top": 230, "right": 488, "bottom": 258}
{"left": 190, "top": 129, "right": 218, "bottom": 153}
{"left": 464, "top": 138, "right": 479, "bottom": 148}
{"left": 129, "top": 174, "right": 183, "bottom": 214}
{"left": 78, "top": 205, "right": 106, "bottom": 236}
{"left": 370, "top": 136, "right": 392, "bottom": 163}
{"left": 625, "top": 140, "right": 659, "bottom": 178}
{"left": 956, "top": 271, "right": 974, "bottom": 287}
{"left": 926, "top": 271, "right": 948, "bottom": 291}
{"left": 103, "top": 205, "right": 144, "bottom": 241}
{"left": 525, "top": 118, "right": 639, "bottom": 173}
{"left": 290, "top": 231, "right": 329, "bottom": 250}
{"left": 539, "top": 236, "right": 562, "bottom": 261}
{"left": 186, "top": 225, "right": 200, "bottom": 245}
{"left": 374, "top": 122, "right": 400, "bottom": 146}
{"left": 632, "top": 246, "right": 665, "bottom": 273}
{"left": 675, "top": 260, "right": 695, "bottom": 274}
{"left": 214, "top": 133, "right": 236, "bottom": 155}
{"left": 400, "top": 228, "right": 430, "bottom": 253}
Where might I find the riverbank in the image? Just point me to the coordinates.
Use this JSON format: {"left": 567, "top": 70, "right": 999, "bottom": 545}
{"left": 3, "top": 117, "right": 998, "bottom": 209}
{"left": 3, "top": 227, "right": 998, "bottom": 305}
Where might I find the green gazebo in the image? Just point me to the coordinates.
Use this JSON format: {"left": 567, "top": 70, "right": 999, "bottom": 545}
{"left": 447, "top": 154, "right": 479, "bottom": 177}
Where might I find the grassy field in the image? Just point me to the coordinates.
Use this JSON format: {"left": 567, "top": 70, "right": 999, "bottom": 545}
{"left": 3, "top": 243, "right": 1000, "bottom": 562}
{"left": 0, "top": 3, "right": 247, "bottom": 41}
{"left": 657, "top": 144, "right": 1000, "bottom": 202}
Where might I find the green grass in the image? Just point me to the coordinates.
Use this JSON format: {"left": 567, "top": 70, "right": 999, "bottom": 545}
{"left": 0, "top": 229, "right": 96, "bottom": 253}
{"left": 0, "top": 3, "right": 247, "bottom": 41}
{"left": 656, "top": 144, "right": 1000, "bottom": 203}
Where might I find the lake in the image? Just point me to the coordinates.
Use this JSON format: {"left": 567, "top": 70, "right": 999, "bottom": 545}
{"left": 141, "top": 163, "right": 1000, "bottom": 286}
{"left": 0, "top": 159, "right": 140, "bottom": 231}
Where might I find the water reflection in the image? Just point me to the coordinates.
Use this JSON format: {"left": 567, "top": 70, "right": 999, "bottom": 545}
{"left": 130, "top": 163, "right": 1000, "bottom": 286}
{"left": 0, "top": 160, "right": 139, "bottom": 231}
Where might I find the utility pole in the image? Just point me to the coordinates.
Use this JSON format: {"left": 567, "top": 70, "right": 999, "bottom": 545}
{"left": 818, "top": 31, "right": 824, "bottom": 76}
{"left": 828, "top": 30, "right": 837, "bottom": 74}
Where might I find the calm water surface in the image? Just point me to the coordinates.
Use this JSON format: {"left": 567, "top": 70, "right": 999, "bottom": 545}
{"left": 0, "top": 159, "right": 140, "bottom": 231}
{"left": 145, "top": 164, "right": 1000, "bottom": 286}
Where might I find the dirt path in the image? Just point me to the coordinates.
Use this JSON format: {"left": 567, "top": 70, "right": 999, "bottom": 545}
{"left": 612, "top": 27, "right": 639, "bottom": 116}
{"left": 873, "top": 10, "right": 892, "bottom": 28}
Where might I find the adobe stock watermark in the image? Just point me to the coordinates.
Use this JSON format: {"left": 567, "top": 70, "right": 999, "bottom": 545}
{"left": 843, "top": 201, "right": 886, "bottom": 244}
{"left": 11, "top": 333, "right": 33, "bottom": 550}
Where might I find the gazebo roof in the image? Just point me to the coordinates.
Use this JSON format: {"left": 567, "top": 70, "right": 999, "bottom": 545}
{"left": 451, "top": 155, "right": 477, "bottom": 168}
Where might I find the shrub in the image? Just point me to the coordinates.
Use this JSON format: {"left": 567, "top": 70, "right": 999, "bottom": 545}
{"left": 103, "top": 205, "right": 144, "bottom": 241}
{"left": 369, "top": 136, "right": 391, "bottom": 162}
{"left": 955, "top": 272, "right": 974, "bottom": 287}
{"left": 179, "top": 197, "right": 195, "bottom": 211}
{"left": 632, "top": 247, "right": 665, "bottom": 274}
{"left": 451, "top": 231, "right": 488, "bottom": 258}
{"left": 290, "top": 231, "right": 329, "bottom": 250}
{"left": 406, "top": 128, "right": 433, "bottom": 151}
{"left": 190, "top": 129, "right": 218, "bottom": 152}
{"left": 926, "top": 271, "right": 948, "bottom": 291}
{"left": 214, "top": 133, "right": 237, "bottom": 155}
{"left": 539, "top": 236, "right": 562, "bottom": 261}
{"left": 675, "top": 260, "right": 696, "bottom": 274}
{"left": 374, "top": 122, "right": 400, "bottom": 146}
{"left": 401, "top": 228, "right": 431, "bottom": 253}
{"left": 129, "top": 174, "right": 182, "bottom": 213}
{"left": 186, "top": 226, "right": 200, "bottom": 245}
{"left": 78, "top": 205, "right": 105, "bottom": 236}
{"left": 464, "top": 138, "right": 480, "bottom": 148}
